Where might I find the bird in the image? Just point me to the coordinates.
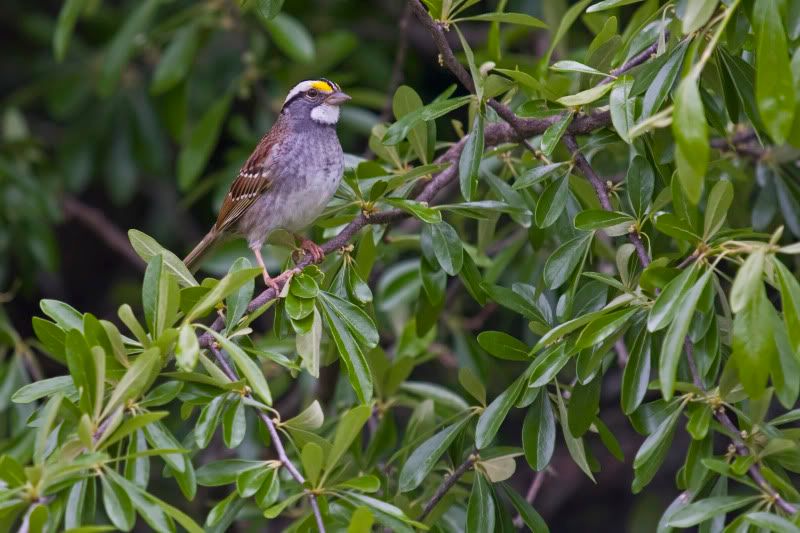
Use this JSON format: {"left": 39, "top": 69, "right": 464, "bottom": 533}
{"left": 183, "top": 79, "right": 350, "bottom": 291}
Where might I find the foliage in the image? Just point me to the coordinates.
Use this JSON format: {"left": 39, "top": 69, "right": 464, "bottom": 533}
{"left": 3, "top": 0, "right": 800, "bottom": 531}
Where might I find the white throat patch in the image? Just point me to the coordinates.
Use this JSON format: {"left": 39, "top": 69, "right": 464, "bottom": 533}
{"left": 310, "top": 103, "right": 340, "bottom": 125}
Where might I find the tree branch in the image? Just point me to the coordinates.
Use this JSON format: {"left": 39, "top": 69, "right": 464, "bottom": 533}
{"left": 208, "top": 344, "right": 327, "bottom": 531}
{"left": 419, "top": 452, "right": 477, "bottom": 520}
{"left": 62, "top": 195, "right": 144, "bottom": 270}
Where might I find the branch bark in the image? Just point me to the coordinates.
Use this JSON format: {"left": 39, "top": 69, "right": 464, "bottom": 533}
{"left": 419, "top": 452, "right": 477, "bottom": 520}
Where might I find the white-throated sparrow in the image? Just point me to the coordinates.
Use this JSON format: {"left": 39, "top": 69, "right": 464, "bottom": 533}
{"left": 184, "top": 79, "right": 350, "bottom": 290}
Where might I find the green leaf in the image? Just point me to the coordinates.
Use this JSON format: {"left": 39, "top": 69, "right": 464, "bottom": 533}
{"left": 393, "top": 85, "right": 427, "bottom": 163}
{"left": 514, "top": 162, "right": 568, "bottom": 190}
{"left": 587, "top": 0, "right": 645, "bottom": 12}
{"left": 551, "top": 60, "right": 607, "bottom": 77}
{"left": 296, "top": 307, "right": 322, "bottom": 378}
{"left": 640, "top": 41, "right": 688, "bottom": 119}
{"left": 301, "top": 443, "right": 323, "bottom": 486}
{"left": 325, "top": 404, "right": 372, "bottom": 474}
{"left": 681, "top": 0, "right": 718, "bottom": 34}
{"left": 672, "top": 76, "right": 708, "bottom": 204}
{"left": 494, "top": 68, "right": 557, "bottom": 100}
{"left": 318, "top": 297, "right": 373, "bottom": 403}
{"left": 335, "top": 475, "right": 381, "bottom": 493}
{"left": 398, "top": 416, "right": 471, "bottom": 492}
{"left": 102, "top": 348, "right": 160, "bottom": 419}
{"left": 225, "top": 258, "right": 255, "bottom": 333}
{"left": 498, "top": 483, "right": 549, "bottom": 532}
{"left": 383, "top": 96, "right": 472, "bottom": 145}
{"left": 250, "top": 0, "right": 284, "bottom": 20}
{"left": 458, "top": 367, "right": 487, "bottom": 405}
{"left": 200, "top": 328, "right": 272, "bottom": 405}
{"left": 632, "top": 399, "right": 684, "bottom": 492}
{"left": 429, "top": 221, "right": 464, "bottom": 275}
{"left": 703, "top": 180, "right": 733, "bottom": 238}
{"left": 31, "top": 317, "right": 67, "bottom": 363}
{"left": 529, "top": 345, "right": 570, "bottom": 387}
{"left": 176, "top": 324, "right": 199, "bottom": 373}
{"left": 12, "top": 376, "right": 75, "bottom": 404}
{"left": 184, "top": 267, "right": 261, "bottom": 323}
{"left": 459, "top": 113, "right": 485, "bottom": 201}
{"left": 621, "top": 329, "right": 651, "bottom": 414}
{"left": 730, "top": 249, "right": 765, "bottom": 314}
{"left": 466, "top": 474, "right": 496, "bottom": 533}
{"left": 384, "top": 198, "right": 442, "bottom": 224}
{"left": 744, "top": 511, "right": 800, "bottom": 532}
{"left": 555, "top": 387, "right": 595, "bottom": 481}
{"left": 222, "top": 398, "right": 246, "bottom": 448}
{"left": 667, "top": 496, "right": 760, "bottom": 527}
{"left": 647, "top": 264, "right": 699, "bottom": 332}
{"left": 775, "top": 259, "right": 800, "bottom": 353}
{"left": 575, "top": 308, "right": 637, "bottom": 349}
{"left": 197, "top": 459, "right": 263, "bottom": 486}
{"left": 99, "top": 0, "right": 160, "bottom": 96}
{"left": 262, "top": 13, "right": 315, "bottom": 63}
{"left": 732, "top": 286, "right": 776, "bottom": 397}
{"left": 128, "top": 229, "right": 198, "bottom": 287}
{"left": 523, "top": 392, "right": 555, "bottom": 471}
{"left": 101, "top": 473, "right": 135, "bottom": 531}
{"left": 610, "top": 76, "right": 635, "bottom": 143}
{"left": 53, "top": 0, "right": 88, "bottom": 61}
{"left": 535, "top": 175, "right": 569, "bottom": 228}
{"left": 99, "top": 411, "right": 168, "bottom": 450}
{"left": 151, "top": 24, "right": 201, "bottom": 94}
{"left": 540, "top": 111, "right": 573, "bottom": 156}
{"left": 195, "top": 395, "right": 227, "bottom": 448}
{"left": 755, "top": 0, "right": 796, "bottom": 143}
{"left": 568, "top": 377, "right": 601, "bottom": 437}
{"left": 476, "top": 375, "right": 526, "bottom": 448}
{"left": 477, "top": 331, "right": 530, "bottom": 361}
{"left": 177, "top": 92, "right": 233, "bottom": 190}
{"left": 317, "top": 291, "right": 378, "bottom": 347}
{"left": 35, "top": 393, "right": 63, "bottom": 464}
{"left": 659, "top": 271, "right": 710, "bottom": 400}
{"left": 543, "top": 233, "right": 592, "bottom": 289}
{"left": 457, "top": 12, "right": 547, "bottom": 28}
{"left": 556, "top": 83, "right": 614, "bottom": 107}
{"left": 40, "top": 299, "right": 83, "bottom": 331}
{"left": 574, "top": 209, "right": 633, "bottom": 233}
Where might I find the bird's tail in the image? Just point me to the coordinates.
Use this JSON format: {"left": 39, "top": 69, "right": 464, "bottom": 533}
{"left": 184, "top": 229, "right": 220, "bottom": 272}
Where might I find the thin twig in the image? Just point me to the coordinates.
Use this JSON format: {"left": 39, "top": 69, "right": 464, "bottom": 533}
{"left": 62, "top": 195, "right": 144, "bottom": 270}
{"left": 512, "top": 469, "right": 548, "bottom": 528}
{"left": 600, "top": 36, "right": 666, "bottom": 86}
{"left": 209, "top": 344, "right": 327, "bottom": 531}
{"left": 419, "top": 452, "right": 477, "bottom": 520}
{"left": 378, "top": 3, "right": 412, "bottom": 123}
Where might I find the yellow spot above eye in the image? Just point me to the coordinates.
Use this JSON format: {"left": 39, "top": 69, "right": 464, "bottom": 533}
{"left": 310, "top": 80, "right": 333, "bottom": 92}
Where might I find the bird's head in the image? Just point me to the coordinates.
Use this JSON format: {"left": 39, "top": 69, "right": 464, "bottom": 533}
{"left": 281, "top": 79, "right": 350, "bottom": 126}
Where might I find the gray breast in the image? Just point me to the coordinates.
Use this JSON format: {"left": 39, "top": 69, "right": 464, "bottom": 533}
{"left": 238, "top": 125, "right": 343, "bottom": 246}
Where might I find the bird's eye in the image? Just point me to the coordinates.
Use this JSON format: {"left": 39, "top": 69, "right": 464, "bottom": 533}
{"left": 306, "top": 89, "right": 319, "bottom": 98}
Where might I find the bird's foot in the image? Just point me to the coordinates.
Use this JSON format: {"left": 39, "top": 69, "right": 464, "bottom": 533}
{"left": 295, "top": 237, "right": 325, "bottom": 263}
{"left": 262, "top": 269, "right": 281, "bottom": 293}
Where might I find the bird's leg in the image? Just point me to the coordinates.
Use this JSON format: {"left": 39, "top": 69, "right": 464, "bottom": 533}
{"left": 251, "top": 245, "right": 280, "bottom": 293}
{"left": 293, "top": 233, "right": 325, "bottom": 263}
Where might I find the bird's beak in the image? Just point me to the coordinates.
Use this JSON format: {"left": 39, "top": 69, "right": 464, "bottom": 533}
{"left": 325, "top": 91, "right": 351, "bottom": 106}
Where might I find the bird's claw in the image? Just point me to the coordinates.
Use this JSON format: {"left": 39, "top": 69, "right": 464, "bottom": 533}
{"left": 300, "top": 239, "right": 324, "bottom": 263}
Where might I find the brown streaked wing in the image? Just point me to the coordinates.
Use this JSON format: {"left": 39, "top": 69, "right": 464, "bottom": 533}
{"left": 214, "top": 171, "right": 272, "bottom": 232}
{"left": 213, "top": 118, "right": 287, "bottom": 232}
